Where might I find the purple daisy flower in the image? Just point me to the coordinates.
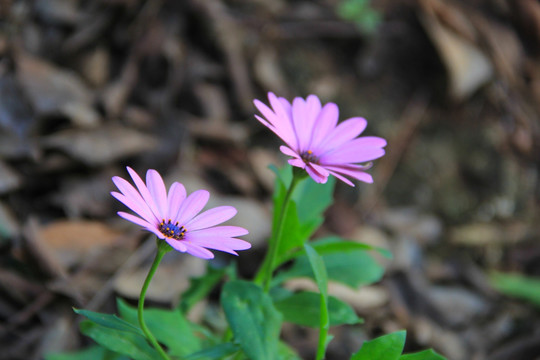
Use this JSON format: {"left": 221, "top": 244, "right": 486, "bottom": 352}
{"left": 111, "top": 167, "right": 250, "bottom": 259}
{"left": 254, "top": 92, "right": 387, "bottom": 186}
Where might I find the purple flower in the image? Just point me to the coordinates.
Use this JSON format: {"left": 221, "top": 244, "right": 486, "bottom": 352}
{"left": 111, "top": 167, "right": 250, "bottom": 259}
{"left": 254, "top": 92, "right": 387, "bottom": 186}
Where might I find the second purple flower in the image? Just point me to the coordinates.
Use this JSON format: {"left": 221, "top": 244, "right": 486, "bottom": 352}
{"left": 254, "top": 92, "right": 387, "bottom": 186}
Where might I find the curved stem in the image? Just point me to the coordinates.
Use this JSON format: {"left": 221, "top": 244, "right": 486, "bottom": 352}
{"left": 261, "top": 173, "right": 301, "bottom": 292}
{"left": 138, "top": 240, "right": 172, "bottom": 360}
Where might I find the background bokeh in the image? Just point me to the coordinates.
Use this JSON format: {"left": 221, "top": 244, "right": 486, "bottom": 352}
{"left": 1, "top": 0, "right": 540, "bottom": 359}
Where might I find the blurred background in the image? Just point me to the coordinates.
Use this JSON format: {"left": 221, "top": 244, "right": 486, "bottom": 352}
{"left": 1, "top": 0, "right": 540, "bottom": 359}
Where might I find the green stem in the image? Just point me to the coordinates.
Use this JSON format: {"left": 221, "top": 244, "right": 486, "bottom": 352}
{"left": 316, "top": 293, "right": 329, "bottom": 360}
{"left": 138, "top": 240, "right": 172, "bottom": 360}
{"left": 259, "top": 171, "right": 301, "bottom": 292}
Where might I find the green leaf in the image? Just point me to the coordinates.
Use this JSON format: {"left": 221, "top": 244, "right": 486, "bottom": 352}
{"left": 352, "top": 330, "right": 406, "bottom": 360}
{"left": 273, "top": 291, "right": 362, "bottom": 327}
{"left": 45, "top": 345, "right": 129, "bottom": 360}
{"left": 79, "top": 320, "right": 161, "bottom": 360}
{"left": 490, "top": 272, "right": 540, "bottom": 307}
{"left": 400, "top": 349, "right": 447, "bottom": 360}
{"left": 184, "top": 343, "right": 240, "bottom": 360}
{"left": 304, "top": 244, "right": 328, "bottom": 298}
{"left": 275, "top": 246, "right": 384, "bottom": 288}
{"left": 221, "top": 280, "right": 282, "bottom": 360}
{"left": 117, "top": 299, "right": 201, "bottom": 356}
{"left": 282, "top": 236, "right": 392, "bottom": 263}
{"left": 73, "top": 308, "right": 143, "bottom": 336}
{"left": 180, "top": 265, "right": 228, "bottom": 313}
{"left": 270, "top": 165, "right": 335, "bottom": 262}
{"left": 278, "top": 341, "right": 302, "bottom": 360}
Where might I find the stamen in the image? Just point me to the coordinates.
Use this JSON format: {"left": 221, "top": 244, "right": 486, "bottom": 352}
{"left": 300, "top": 150, "right": 319, "bottom": 164}
{"left": 158, "top": 219, "right": 187, "bottom": 240}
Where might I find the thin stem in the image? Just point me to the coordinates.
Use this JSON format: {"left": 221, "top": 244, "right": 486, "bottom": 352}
{"left": 260, "top": 173, "right": 301, "bottom": 292}
{"left": 138, "top": 240, "right": 172, "bottom": 360}
{"left": 316, "top": 293, "right": 329, "bottom": 360}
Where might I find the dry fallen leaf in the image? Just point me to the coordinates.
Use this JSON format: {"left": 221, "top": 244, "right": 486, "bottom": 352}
{"left": 40, "top": 220, "right": 123, "bottom": 268}
{"left": 42, "top": 124, "right": 158, "bottom": 166}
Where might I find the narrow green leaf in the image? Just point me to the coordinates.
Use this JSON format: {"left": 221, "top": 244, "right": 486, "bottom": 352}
{"left": 304, "top": 244, "right": 328, "bottom": 298}
{"left": 221, "top": 280, "right": 282, "bottom": 360}
{"left": 117, "top": 299, "right": 201, "bottom": 356}
{"left": 275, "top": 248, "right": 384, "bottom": 288}
{"left": 490, "top": 272, "right": 540, "bottom": 307}
{"left": 274, "top": 292, "right": 362, "bottom": 327}
{"left": 278, "top": 341, "right": 302, "bottom": 360}
{"left": 184, "top": 343, "right": 240, "bottom": 360}
{"left": 73, "top": 308, "right": 142, "bottom": 336}
{"left": 352, "top": 330, "right": 406, "bottom": 360}
{"left": 79, "top": 320, "right": 161, "bottom": 360}
{"left": 400, "top": 349, "right": 447, "bottom": 360}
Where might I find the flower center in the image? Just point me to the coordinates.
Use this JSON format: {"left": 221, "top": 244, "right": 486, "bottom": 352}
{"left": 300, "top": 150, "right": 319, "bottom": 164}
{"left": 158, "top": 219, "right": 186, "bottom": 240}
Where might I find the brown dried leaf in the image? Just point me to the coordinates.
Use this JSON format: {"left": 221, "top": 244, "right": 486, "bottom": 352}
{"left": 42, "top": 124, "right": 158, "bottom": 166}
{"left": 40, "top": 220, "right": 123, "bottom": 268}
{"left": 16, "top": 52, "right": 100, "bottom": 126}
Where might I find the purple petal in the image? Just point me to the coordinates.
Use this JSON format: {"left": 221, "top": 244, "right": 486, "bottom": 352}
{"left": 166, "top": 182, "right": 186, "bottom": 221}
{"left": 183, "top": 243, "right": 215, "bottom": 259}
{"left": 186, "top": 236, "right": 251, "bottom": 255}
{"left": 254, "top": 110, "right": 297, "bottom": 150}
{"left": 280, "top": 145, "right": 301, "bottom": 159}
{"left": 117, "top": 212, "right": 164, "bottom": 238}
{"left": 111, "top": 191, "right": 156, "bottom": 225}
{"left": 188, "top": 225, "right": 248, "bottom": 238}
{"left": 292, "top": 97, "right": 311, "bottom": 150}
{"left": 268, "top": 93, "right": 298, "bottom": 149}
{"left": 308, "top": 102, "right": 339, "bottom": 149}
{"left": 186, "top": 206, "right": 237, "bottom": 231}
{"left": 320, "top": 140, "right": 386, "bottom": 165}
{"left": 288, "top": 158, "right": 306, "bottom": 169}
{"left": 112, "top": 177, "right": 159, "bottom": 224}
{"left": 126, "top": 167, "right": 162, "bottom": 221}
{"left": 305, "top": 165, "right": 328, "bottom": 184}
{"left": 165, "top": 238, "right": 187, "bottom": 252}
{"left": 325, "top": 166, "right": 374, "bottom": 184}
{"left": 146, "top": 170, "right": 168, "bottom": 220}
{"left": 317, "top": 117, "right": 368, "bottom": 153}
{"left": 174, "top": 190, "right": 210, "bottom": 226}
{"left": 326, "top": 170, "right": 355, "bottom": 187}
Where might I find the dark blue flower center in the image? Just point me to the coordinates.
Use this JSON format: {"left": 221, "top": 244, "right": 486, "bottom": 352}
{"left": 300, "top": 150, "right": 319, "bottom": 164}
{"left": 159, "top": 219, "right": 186, "bottom": 240}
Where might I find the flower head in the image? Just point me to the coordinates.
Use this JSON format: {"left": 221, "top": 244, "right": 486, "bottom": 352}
{"left": 254, "top": 92, "right": 387, "bottom": 186}
{"left": 112, "top": 167, "right": 250, "bottom": 259}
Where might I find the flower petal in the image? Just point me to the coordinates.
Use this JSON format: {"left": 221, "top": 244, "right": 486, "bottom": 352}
{"left": 317, "top": 117, "right": 368, "bottom": 153}
{"left": 112, "top": 177, "right": 159, "bottom": 224}
{"left": 320, "top": 139, "right": 386, "bottom": 165}
{"left": 174, "top": 190, "right": 210, "bottom": 225}
{"left": 146, "top": 169, "right": 168, "bottom": 220}
{"left": 326, "top": 170, "right": 355, "bottom": 187}
{"left": 309, "top": 102, "right": 339, "bottom": 149}
{"left": 166, "top": 182, "right": 186, "bottom": 221}
{"left": 126, "top": 167, "right": 161, "bottom": 221}
{"left": 325, "top": 166, "right": 374, "bottom": 184}
{"left": 305, "top": 164, "right": 328, "bottom": 184}
{"left": 280, "top": 145, "right": 301, "bottom": 159}
{"left": 186, "top": 236, "right": 251, "bottom": 255}
{"left": 165, "top": 238, "right": 187, "bottom": 252}
{"left": 117, "top": 211, "right": 164, "bottom": 238}
{"left": 188, "top": 225, "right": 248, "bottom": 238}
{"left": 186, "top": 206, "right": 237, "bottom": 231}
{"left": 183, "top": 243, "right": 215, "bottom": 259}
{"left": 111, "top": 191, "right": 156, "bottom": 225}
